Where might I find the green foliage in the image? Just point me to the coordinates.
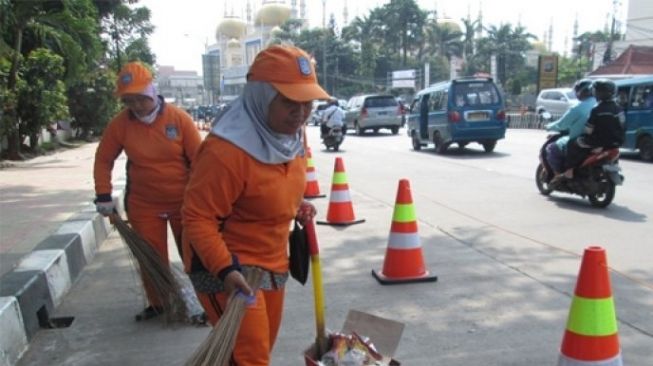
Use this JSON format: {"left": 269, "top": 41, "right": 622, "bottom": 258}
{"left": 16, "top": 48, "right": 69, "bottom": 151}
{"left": 67, "top": 67, "right": 118, "bottom": 140}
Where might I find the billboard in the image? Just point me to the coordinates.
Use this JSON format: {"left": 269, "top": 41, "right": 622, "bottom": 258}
{"left": 392, "top": 69, "right": 416, "bottom": 89}
{"left": 537, "top": 55, "right": 558, "bottom": 93}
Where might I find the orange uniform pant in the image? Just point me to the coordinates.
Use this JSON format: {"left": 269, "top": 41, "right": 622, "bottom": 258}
{"left": 126, "top": 199, "right": 182, "bottom": 307}
{"left": 197, "top": 288, "right": 285, "bottom": 366}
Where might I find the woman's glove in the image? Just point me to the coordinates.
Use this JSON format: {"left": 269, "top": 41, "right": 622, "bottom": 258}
{"left": 95, "top": 201, "right": 115, "bottom": 216}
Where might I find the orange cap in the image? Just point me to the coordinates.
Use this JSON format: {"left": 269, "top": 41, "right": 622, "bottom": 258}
{"left": 115, "top": 62, "right": 153, "bottom": 97}
{"left": 248, "top": 45, "right": 330, "bottom": 102}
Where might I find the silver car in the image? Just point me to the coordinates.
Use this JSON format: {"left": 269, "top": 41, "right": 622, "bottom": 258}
{"left": 344, "top": 94, "right": 402, "bottom": 135}
{"left": 535, "top": 88, "right": 578, "bottom": 118}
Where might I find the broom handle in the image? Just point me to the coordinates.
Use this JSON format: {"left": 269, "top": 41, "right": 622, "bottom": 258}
{"left": 305, "top": 221, "right": 328, "bottom": 358}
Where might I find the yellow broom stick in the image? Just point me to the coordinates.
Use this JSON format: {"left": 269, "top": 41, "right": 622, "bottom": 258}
{"left": 305, "top": 220, "right": 328, "bottom": 358}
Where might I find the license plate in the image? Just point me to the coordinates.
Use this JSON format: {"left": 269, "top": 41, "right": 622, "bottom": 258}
{"left": 377, "top": 111, "right": 388, "bottom": 116}
{"left": 467, "top": 112, "right": 488, "bottom": 121}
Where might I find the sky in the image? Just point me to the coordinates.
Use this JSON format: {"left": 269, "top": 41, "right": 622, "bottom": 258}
{"left": 137, "top": 0, "right": 628, "bottom": 75}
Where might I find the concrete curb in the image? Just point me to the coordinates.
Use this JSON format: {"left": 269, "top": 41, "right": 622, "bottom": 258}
{"left": 0, "top": 186, "right": 125, "bottom": 366}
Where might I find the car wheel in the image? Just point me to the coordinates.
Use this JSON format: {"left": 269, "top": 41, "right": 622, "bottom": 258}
{"left": 355, "top": 121, "right": 364, "bottom": 136}
{"left": 411, "top": 131, "right": 422, "bottom": 151}
{"left": 637, "top": 135, "right": 653, "bottom": 162}
{"left": 390, "top": 126, "right": 399, "bottom": 134}
{"left": 482, "top": 140, "right": 497, "bottom": 153}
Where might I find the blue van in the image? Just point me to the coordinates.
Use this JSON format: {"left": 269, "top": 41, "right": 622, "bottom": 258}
{"left": 614, "top": 75, "right": 653, "bottom": 161}
{"left": 406, "top": 77, "right": 506, "bottom": 153}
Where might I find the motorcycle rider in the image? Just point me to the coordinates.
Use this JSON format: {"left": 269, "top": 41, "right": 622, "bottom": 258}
{"left": 320, "top": 98, "right": 345, "bottom": 137}
{"left": 562, "top": 79, "right": 625, "bottom": 179}
{"left": 545, "top": 79, "right": 596, "bottom": 176}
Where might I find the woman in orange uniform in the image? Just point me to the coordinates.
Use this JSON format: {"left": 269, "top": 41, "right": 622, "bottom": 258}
{"left": 182, "top": 45, "right": 327, "bottom": 365}
{"left": 94, "top": 61, "right": 202, "bottom": 321}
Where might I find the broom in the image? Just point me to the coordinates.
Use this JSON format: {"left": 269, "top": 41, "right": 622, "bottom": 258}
{"left": 184, "top": 268, "right": 264, "bottom": 366}
{"left": 111, "top": 214, "right": 188, "bottom": 323}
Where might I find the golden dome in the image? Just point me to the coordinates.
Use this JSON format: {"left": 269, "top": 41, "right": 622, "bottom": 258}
{"left": 270, "top": 26, "right": 284, "bottom": 37}
{"left": 437, "top": 18, "right": 462, "bottom": 34}
{"left": 256, "top": 1, "right": 291, "bottom": 26}
{"left": 227, "top": 38, "right": 242, "bottom": 49}
{"left": 217, "top": 16, "right": 246, "bottom": 39}
{"left": 530, "top": 41, "right": 547, "bottom": 53}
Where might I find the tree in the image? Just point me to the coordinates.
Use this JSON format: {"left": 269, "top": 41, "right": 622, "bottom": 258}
{"left": 16, "top": 48, "right": 69, "bottom": 152}
{"left": 67, "top": 67, "right": 117, "bottom": 140}
{"left": 476, "top": 24, "right": 534, "bottom": 87}
{"left": 100, "top": 1, "right": 153, "bottom": 71}
{"left": 379, "top": 0, "right": 426, "bottom": 66}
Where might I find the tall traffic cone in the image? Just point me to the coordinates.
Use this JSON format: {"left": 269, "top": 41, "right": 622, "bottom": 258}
{"left": 316, "top": 157, "right": 365, "bottom": 226}
{"left": 372, "top": 179, "right": 437, "bottom": 285}
{"left": 558, "top": 246, "right": 622, "bottom": 366}
{"left": 304, "top": 147, "right": 326, "bottom": 199}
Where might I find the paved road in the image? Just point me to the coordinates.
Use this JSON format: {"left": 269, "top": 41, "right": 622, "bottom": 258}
{"left": 9, "top": 126, "right": 653, "bottom": 365}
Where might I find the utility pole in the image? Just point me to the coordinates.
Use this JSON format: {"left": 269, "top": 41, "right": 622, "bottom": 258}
{"left": 322, "top": 0, "right": 328, "bottom": 92}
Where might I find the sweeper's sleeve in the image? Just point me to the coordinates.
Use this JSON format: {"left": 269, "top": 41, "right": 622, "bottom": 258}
{"left": 93, "top": 112, "right": 127, "bottom": 196}
{"left": 182, "top": 137, "right": 246, "bottom": 275}
{"left": 179, "top": 109, "right": 202, "bottom": 164}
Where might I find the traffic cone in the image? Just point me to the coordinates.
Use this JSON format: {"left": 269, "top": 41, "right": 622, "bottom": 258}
{"left": 372, "top": 179, "right": 437, "bottom": 285}
{"left": 558, "top": 246, "right": 622, "bottom": 366}
{"left": 304, "top": 147, "right": 326, "bottom": 199}
{"left": 316, "top": 157, "right": 365, "bottom": 226}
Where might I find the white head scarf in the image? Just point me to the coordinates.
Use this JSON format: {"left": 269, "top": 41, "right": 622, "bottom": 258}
{"left": 210, "top": 81, "right": 304, "bottom": 164}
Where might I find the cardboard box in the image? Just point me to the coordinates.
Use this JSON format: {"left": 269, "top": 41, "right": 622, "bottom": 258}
{"left": 304, "top": 310, "right": 404, "bottom": 366}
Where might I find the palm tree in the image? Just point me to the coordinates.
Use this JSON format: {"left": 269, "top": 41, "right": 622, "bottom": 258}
{"left": 476, "top": 24, "right": 534, "bottom": 86}
{"left": 460, "top": 18, "right": 479, "bottom": 62}
{"left": 423, "top": 19, "right": 463, "bottom": 61}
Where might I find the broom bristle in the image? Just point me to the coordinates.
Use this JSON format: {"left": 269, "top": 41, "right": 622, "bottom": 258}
{"left": 184, "top": 268, "right": 264, "bottom": 366}
{"left": 113, "top": 215, "right": 188, "bottom": 323}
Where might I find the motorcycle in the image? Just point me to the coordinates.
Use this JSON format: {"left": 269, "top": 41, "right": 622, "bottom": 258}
{"left": 321, "top": 125, "right": 345, "bottom": 151}
{"left": 535, "top": 133, "right": 624, "bottom": 208}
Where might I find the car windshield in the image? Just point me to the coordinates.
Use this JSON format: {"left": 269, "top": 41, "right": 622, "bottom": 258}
{"left": 364, "top": 96, "right": 397, "bottom": 108}
{"left": 565, "top": 91, "right": 577, "bottom": 100}
{"left": 453, "top": 82, "right": 500, "bottom": 106}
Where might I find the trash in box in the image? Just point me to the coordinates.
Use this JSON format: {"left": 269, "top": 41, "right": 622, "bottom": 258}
{"left": 304, "top": 310, "right": 404, "bottom": 366}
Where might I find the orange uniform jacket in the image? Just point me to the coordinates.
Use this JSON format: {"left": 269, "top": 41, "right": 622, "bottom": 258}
{"left": 182, "top": 135, "right": 306, "bottom": 276}
{"left": 94, "top": 102, "right": 201, "bottom": 208}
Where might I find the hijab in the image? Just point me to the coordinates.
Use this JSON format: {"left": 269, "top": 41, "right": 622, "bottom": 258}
{"left": 210, "top": 81, "right": 304, "bottom": 164}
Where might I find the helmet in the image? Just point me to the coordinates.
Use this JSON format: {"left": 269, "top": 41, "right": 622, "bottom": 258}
{"left": 573, "top": 79, "right": 593, "bottom": 97}
{"left": 592, "top": 79, "right": 617, "bottom": 101}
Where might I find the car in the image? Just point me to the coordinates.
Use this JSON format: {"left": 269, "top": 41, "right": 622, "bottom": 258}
{"left": 344, "top": 94, "right": 402, "bottom": 135}
{"left": 615, "top": 75, "right": 653, "bottom": 161}
{"left": 309, "top": 100, "right": 329, "bottom": 126}
{"left": 406, "top": 77, "right": 507, "bottom": 153}
{"left": 535, "top": 88, "right": 578, "bottom": 118}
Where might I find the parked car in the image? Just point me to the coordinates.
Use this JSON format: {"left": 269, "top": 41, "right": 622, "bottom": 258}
{"left": 309, "top": 100, "right": 329, "bottom": 126}
{"left": 406, "top": 77, "right": 506, "bottom": 153}
{"left": 535, "top": 88, "right": 578, "bottom": 117}
{"left": 344, "top": 94, "right": 402, "bottom": 135}
{"left": 615, "top": 75, "right": 653, "bottom": 161}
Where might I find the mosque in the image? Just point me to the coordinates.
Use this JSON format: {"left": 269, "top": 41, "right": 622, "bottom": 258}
{"left": 206, "top": 0, "right": 313, "bottom": 102}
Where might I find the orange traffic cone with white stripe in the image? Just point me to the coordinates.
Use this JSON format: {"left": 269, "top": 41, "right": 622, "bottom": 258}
{"left": 372, "top": 179, "right": 437, "bottom": 285}
{"left": 558, "top": 246, "right": 622, "bottom": 366}
{"left": 304, "top": 147, "right": 325, "bottom": 199}
{"left": 316, "top": 157, "right": 365, "bottom": 226}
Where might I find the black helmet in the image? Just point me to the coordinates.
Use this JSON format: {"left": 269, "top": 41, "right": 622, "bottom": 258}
{"left": 573, "top": 79, "right": 593, "bottom": 96}
{"left": 592, "top": 79, "right": 617, "bottom": 101}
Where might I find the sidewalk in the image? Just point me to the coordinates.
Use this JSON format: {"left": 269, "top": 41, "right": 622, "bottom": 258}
{"left": 0, "top": 142, "right": 125, "bottom": 365}
{"left": 0, "top": 143, "right": 125, "bottom": 277}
